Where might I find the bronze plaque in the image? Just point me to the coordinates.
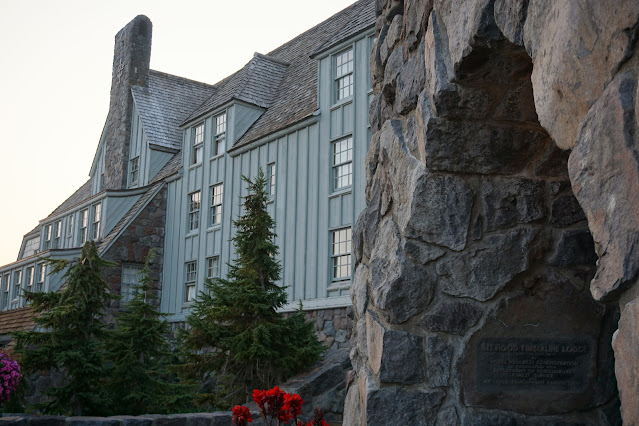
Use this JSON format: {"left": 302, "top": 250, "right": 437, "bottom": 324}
{"left": 477, "top": 338, "right": 591, "bottom": 392}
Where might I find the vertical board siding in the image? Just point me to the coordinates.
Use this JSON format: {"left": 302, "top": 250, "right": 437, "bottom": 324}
{"left": 234, "top": 104, "right": 264, "bottom": 143}
{"left": 149, "top": 150, "right": 173, "bottom": 181}
{"left": 104, "top": 194, "right": 141, "bottom": 234}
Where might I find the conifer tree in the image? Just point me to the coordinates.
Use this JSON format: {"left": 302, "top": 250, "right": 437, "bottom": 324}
{"left": 14, "top": 241, "right": 116, "bottom": 416}
{"left": 181, "top": 169, "right": 323, "bottom": 408}
{"left": 104, "top": 250, "right": 194, "bottom": 414}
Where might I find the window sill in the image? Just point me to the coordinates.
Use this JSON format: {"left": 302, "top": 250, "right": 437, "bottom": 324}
{"left": 207, "top": 224, "right": 222, "bottom": 232}
{"left": 266, "top": 197, "right": 275, "bottom": 204}
{"left": 330, "top": 98, "right": 353, "bottom": 110}
{"left": 185, "top": 230, "right": 199, "bottom": 237}
{"left": 329, "top": 188, "right": 352, "bottom": 199}
{"left": 328, "top": 281, "right": 351, "bottom": 291}
{"left": 210, "top": 153, "right": 225, "bottom": 161}
{"left": 181, "top": 302, "right": 194, "bottom": 310}
{"left": 188, "top": 163, "right": 202, "bottom": 171}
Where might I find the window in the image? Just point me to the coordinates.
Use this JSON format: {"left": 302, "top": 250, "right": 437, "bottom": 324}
{"left": 100, "top": 172, "right": 105, "bottom": 192}
{"left": 268, "top": 163, "right": 276, "bottom": 197}
{"left": 333, "top": 136, "right": 353, "bottom": 190}
{"left": 79, "top": 209, "right": 89, "bottom": 244}
{"left": 207, "top": 256, "right": 220, "bottom": 280}
{"left": 185, "top": 261, "right": 197, "bottom": 302}
{"left": 26, "top": 266, "right": 34, "bottom": 287}
{"left": 121, "top": 264, "right": 143, "bottom": 303}
{"left": 67, "top": 214, "right": 74, "bottom": 239}
{"left": 210, "top": 183, "right": 223, "bottom": 226}
{"left": 12, "top": 270, "right": 22, "bottom": 303}
{"left": 192, "top": 123, "right": 204, "bottom": 164}
{"left": 54, "top": 220, "right": 62, "bottom": 248}
{"left": 214, "top": 113, "right": 226, "bottom": 156}
{"left": 43, "top": 224, "right": 52, "bottom": 250}
{"left": 331, "top": 228, "right": 352, "bottom": 281}
{"left": 130, "top": 157, "right": 140, "bottom": 186}
{"left": 1, "top": 274, "right": 9, "bottom": 309}
{"left": 36, "top": 263, "right": 45, "bottom": 292}
{"left": 335, "top": 49, "right": 354, "bottom": 101}
{"left": 92, "top": 204, "right": 102, "bottom": 240}
{"left": 188, "top": 191, "right": 201, "bottom": 231}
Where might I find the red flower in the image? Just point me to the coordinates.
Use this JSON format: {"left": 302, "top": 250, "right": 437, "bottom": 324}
{"left": 231, "top": 405, "right": 252, "bottom": 425}
{"left": 283, "top": 392, "right": 304, "bottom": 420}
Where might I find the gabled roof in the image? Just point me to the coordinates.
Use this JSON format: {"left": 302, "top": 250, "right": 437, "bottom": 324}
{"left": 45, "top": 179, "right": 94, "bottom": 220}
{"left": 132, "top": 71, "right": 216, "bottom": 151}
{"left": 184, "top": 54, "right": 289, "bottom": 124}
{"left": 182, "top": 0, "right": 375, "bottom": 150}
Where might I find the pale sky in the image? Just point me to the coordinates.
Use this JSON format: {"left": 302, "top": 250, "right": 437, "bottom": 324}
{"left": 0, "top": 0, "right": 358, "bottom": 266}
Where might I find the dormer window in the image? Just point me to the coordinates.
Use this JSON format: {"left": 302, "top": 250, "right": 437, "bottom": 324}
{"left": 43, "top": 224, "right": 52, "bottom": 250}
{"left": 214, "top": 113, "right": 226, "bottom": 156}
{"left": 193, "top": 123, "right": 204, "bottom": 164}
{"left": 54, "top": 220, "right": 62, "bottom": 248}
{"left": 335, "top": 49, "right": 354, "bottom": 101}
{"left": 129, "top": 157, "right": 140, "bottom": 187}
{"left": 92, "top": 203, "right": 102, "bottom": 240}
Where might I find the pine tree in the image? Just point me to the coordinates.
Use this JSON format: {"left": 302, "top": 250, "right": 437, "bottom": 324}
{"left": 104, "top": 250, "right": 194, "bottom": 415}
{"left": 14, "top": 241, "right": 116, "bottom": 416}
{"left": 181, "top": 169, "right": 323, "bottom": 408}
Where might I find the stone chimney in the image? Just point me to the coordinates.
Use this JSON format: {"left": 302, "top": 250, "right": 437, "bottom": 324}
{"left": 103, "top": 15, "right": 152, "bottom": 190}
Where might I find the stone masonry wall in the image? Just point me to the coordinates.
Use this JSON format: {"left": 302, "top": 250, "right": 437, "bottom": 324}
{"left": 345, "top": 0, "right": 639, "bottom": 424}
{"left": 103, "top": 185, "right": 167, "bottom": 311}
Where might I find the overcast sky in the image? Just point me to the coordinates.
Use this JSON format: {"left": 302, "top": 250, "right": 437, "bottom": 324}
{"left": 0, "top": 0, "right": 358, "bottom": 266}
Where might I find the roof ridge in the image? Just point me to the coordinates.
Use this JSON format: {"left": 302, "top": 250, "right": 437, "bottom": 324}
{"left": 253, "top": 52, "right": 290, "bottom": 66}
{"left": 148, "top": 69, "right": 217, "bottom": 89}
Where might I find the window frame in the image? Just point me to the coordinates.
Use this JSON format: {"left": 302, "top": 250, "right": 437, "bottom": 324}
{"left": 332, "top": 136, "right": 353, "bottom": 191}
{"left": 92, "top": 203, "right": 102, "bottom": 240}
{"left": 36, "top": 263, "right": 45, "bottom": 292}
{"left": 79, "top": 209, "right": 89, "bottom": 245}
{"left": 334, "top": 48, "right": 354, "bottom": 102}
{"left": 188, "top": 191, "right": 201, "bottom": 232}
{"left": 121, "top": 263, "right": 144, "bottom": 304}
{"left": 54, "top": 220, "right": 62, "bottom": 248}
{"left": 12, "top": 270, "right": 22, "bottom": 305}
{"left": 129, "top": 156, "right": 140, "bottom": 187}
{"left": 210, "top": 183, "right": 223, "bottom": 226}
{"left": 206, "top": 256, "right": 220, "bottom": 280}
{"left": 43, "top": 224, "right": 52, "bottom": 250}
{"left": 213, "top": 112, "right": 227, "bottom": 157}
{"left": 331, "top": 227, "right": 352, "bottom": 282}
{"left": 267, "top": 163, "right": 276, "bottom": 198}
{"left": 185, "top": 261, "right": 197, "bottom": 302}
{"left": 26, "top": 266, "right": 34, "bottom": 287}
{"left": 1, "top": 274, "right": 9, "bottom": 309}
{"left": 192, "top": 123, "right": 204, "bottom": 165}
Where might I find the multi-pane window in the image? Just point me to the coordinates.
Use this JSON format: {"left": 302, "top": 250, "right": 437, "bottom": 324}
{"left": 130, "top": 157, "right": 140, "bottom": 186}
{"left": 1, "top": 274, "right": 8, "bottom": 309}
{"left": 67, "top": 214, "right": 74, "bottom": 240}
{"left": 80, "top": 209, "right": 89, "bottom": 244}
{"left": 333, "top": 136, "right": 353, "bottom": 190}
{"left": 185, "top": 261, "right": 197, "bottom": 302}
{"left": 268, "top": 163, "right": 276, "bottom": 197}
{"left": 54, "top": 220, "right": 62, "bottom": 248}
{"left": 214, "top": 113, "right": 226, "bottom": 156}
{"left": 43, "top": 224, "right": 52, "bottom": 250}
{"left": 210, "top": 184, "right": 223, "bottom": 226}
{"left": 26, "top": 266, "right": 34, "bottom": 288}
{"left": 121, "top": 264, "right": 143, "bottom": 303}
{"left": 36, "top": 263, "right": 45, "bottom": 292}
{"left": 331, "top": 228, "right": 352, "bottom": 281}
{"left": 12, "top": 270, "right": 22, "bottom": 304}
{"left": 207, "top": 256, "right": 220, "bottom": 280}
{"left": 92, "top": 204, "right": 102, "bottom": 240}
{"left": 335, "top": 49, "right": 354, "bottom": 101}
{"left": 188, "top": 191, "right": 201, "bottom": 231}
{"left": 193, "top": 123, "right": 204, "bottom": 164}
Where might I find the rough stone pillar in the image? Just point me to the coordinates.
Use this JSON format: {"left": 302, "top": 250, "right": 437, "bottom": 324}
{"left": 103, "top": 15, "right": 152, "bottom": 190}
{"left": 345, "top": 0, "right": 639, "bottom": 424}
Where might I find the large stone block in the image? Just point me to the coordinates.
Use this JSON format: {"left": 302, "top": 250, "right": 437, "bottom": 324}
{"left": 366, "top": 312, "right": 425, "bottom": 384}
{"left": 438, "top": 227, "right": 541, "bottom": 301}
{"left": 481, "top": 177, "right": 546, "bottom": 232}
{"left": 420, "top": 300, "right": 483, "bottom": 335}
{"left": 569, "top": 64, "right": 639, "bottom": 301}
{"left": 612, "top": 293, "right": 639, "bottom": 424}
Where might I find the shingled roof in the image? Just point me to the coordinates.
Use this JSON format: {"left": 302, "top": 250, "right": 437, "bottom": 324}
{"left": 132, "top": 71, "right": 216, "bottom": 151}
{"left": 0, "top": 307, "right": 36, "bottom": 335}
{"left": 182, "top": 0, "right": 375, "bottom": 150}
{"left": 45, "top": 179, "right": 94, "bottom": 220}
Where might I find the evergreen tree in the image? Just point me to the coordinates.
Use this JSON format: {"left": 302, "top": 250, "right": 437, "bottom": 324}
{"left": 181, "top": 169, "right": 323, "bottom": 408}
{"left": 14, "top": 241, "right": 116, "bottom": 416}
{"left": 104, "top": 250, "right": 194, "bottom": 415}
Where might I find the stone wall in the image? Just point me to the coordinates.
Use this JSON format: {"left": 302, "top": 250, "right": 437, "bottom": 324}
{"left": 103, "top": 185, "right": 167, "bottom": 311}
{"left": 304, "top": 306, "right": 353, "bottom": 350}
{"left": 345, "top": 0, "right": 639, "bottom": 424}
